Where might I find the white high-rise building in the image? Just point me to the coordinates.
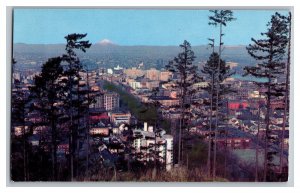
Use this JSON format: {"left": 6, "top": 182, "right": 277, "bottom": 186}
{"left": 132, "top": 122, "right": 174, "bottom": 171}
{"left": 162, "top": 135, "right": 173, "bottom": 171}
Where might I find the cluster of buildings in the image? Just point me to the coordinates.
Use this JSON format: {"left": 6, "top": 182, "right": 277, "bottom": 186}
{"left": 12, "top": 65, "right": 175, "bottom": 172}
{"left": 123, "top": 67, "right": 171, "bottom": 90}
{"left": 12, "top": 59, "right": 289, "bottom": 173}
{"left": 102, "top": 64, "right": 288, "bottom": 150}
{"left": 110, "top": 64, "right": 288, "bottom": 173}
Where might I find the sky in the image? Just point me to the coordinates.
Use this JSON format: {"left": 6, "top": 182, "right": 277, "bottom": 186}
{"left": 13, "top": 9, "right": 290, "bottom": 46}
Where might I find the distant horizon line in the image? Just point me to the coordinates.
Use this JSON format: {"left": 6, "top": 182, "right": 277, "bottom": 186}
{"left": 14, "top": 42, "right": 248, "bottom": 47}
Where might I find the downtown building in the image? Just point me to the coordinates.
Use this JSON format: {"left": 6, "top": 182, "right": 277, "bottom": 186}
{"left": 90, "top": 91, "right": 120, "bottom": 111}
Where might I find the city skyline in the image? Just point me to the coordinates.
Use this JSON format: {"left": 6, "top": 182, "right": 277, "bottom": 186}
{"left": 14, "top": 9, "right": 289, "bottom": 46}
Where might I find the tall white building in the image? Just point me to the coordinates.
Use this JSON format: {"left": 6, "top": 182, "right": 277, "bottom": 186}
{"left": 133, "top": 122, "right": 174, "bottom": 171}
{"left": 162, "top": 135, "right": 173, "bottom": 171}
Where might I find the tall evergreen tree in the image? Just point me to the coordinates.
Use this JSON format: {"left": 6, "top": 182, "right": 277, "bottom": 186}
{"left": 30, "top": 57, "right": 65, "bottom": 180}
{"left": 205, "top": 38, "right": 215, "bottom": 179}
{"left": 61, "top": 33, "right": 91, "bottom": 180}
{"left": 76, "top": 68, "right": 96, "bottom": 177}
{"left": 244, "top": 12, "right": 289, "bottom": 181}
{"left": 11, "top": 59, "right": 30, "bottom": 181}
{"left": 201, "top": 51, "right": 235, "bottom": 178}
{"left": 208, "top": 10, "right": 236, "bottom": 180}
{"left": 279, "top": 12, "right": 291, "bottom": 181}
{"left": 166, "top": 40, "right": 201, "bottom": 165}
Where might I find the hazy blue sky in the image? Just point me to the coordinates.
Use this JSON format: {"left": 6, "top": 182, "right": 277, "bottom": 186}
{"left": 13, "top": 9, "right": 289, "bottom": 46}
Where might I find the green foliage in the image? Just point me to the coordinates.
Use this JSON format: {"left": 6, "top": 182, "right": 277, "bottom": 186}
{"left": 208, "top": 10, "right": 236, "bottom": 27}
{"left": 202, "top": 52, "right": 235, "bottom": 100}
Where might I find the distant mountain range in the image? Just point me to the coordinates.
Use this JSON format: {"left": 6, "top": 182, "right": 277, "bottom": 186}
{"left": 13, "top": 43, "right": 256, "bottom": 73}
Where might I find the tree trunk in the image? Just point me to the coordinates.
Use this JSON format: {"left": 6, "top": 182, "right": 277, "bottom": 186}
{"left": 22, "top": 100, "right": 27, "bottom": 181}
{"left": 178, "top": 86, "right": 184, "bottom": 165}
{"left": 68, "top": 60, "right": 74, "bottom": 181}
{"left": 263, "top": 87, "right": 271, "bottom": 182}
{"left": 23, "top": 126, "right": 27, "bottom": 181}
{"left": 213, "top": 19, "right": 223, "bottom": 180}
{"left": 86, "top": 70, "right": 90, "bottom": 175}
{"left": 279, "top": 12, "right": 291, "bottom": 179}
{"left": 207, "top": 74, "right": 214, "bottom": 178}
{"left": 255, "top": 98, "right": 261, "bottom": 182}
{"left": 51, "top": 116, "right": 57, "bottom": 181}
{"left": 263, "top": 46, "right": 273, "bottom": 181}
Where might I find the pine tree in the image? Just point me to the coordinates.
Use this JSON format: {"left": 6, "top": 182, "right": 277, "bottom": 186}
{"left": 83, "top": 68, "right": 91, "bottom": 176}
{"left": 166, "top": 40, "right": 201, "bottom": 165}
{"left": 202, "top": 50, "right": 235, "bottom": 178}
{"left": 11, "top": 59, "right": 30, "bottom": 181}
{"left": 61, "top": 33, "right": 91, "bottom": 180}
{"left": 204, "top": 39, "right": 215, "bottom": 179}
{"left": 208, "top": 10, "right": 236, "bottom": 180}
{"left": 279, "top": 12, "right": 291, "bottom": 181}
{"left": 29, "top": 57, "right": 65, "bottom": 180}
{"left": 77, "top": 67, "right": 96, "bottom": 176}
{"left": 244, "top": 12, "right": 288, "bottom": 181}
